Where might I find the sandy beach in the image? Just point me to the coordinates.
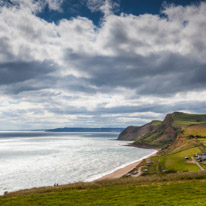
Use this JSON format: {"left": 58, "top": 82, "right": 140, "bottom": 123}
{"left": 98, "top": 160, "right": 142, "bottom": 180}
{"left": 98, "top": 151, "right": 158, "bottom": 180}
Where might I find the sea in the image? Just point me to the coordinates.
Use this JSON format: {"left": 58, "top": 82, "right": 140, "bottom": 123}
{"left": 0, "top": 131, "right": 156, "bottom": 195}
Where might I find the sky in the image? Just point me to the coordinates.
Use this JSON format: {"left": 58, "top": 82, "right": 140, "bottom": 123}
{"left": 0, "top": 0, "right": 206, "bottom": 130}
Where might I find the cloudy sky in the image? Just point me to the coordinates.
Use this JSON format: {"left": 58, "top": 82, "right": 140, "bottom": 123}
{"left": 0, "top": 0, "right": 206, "bottom": 130}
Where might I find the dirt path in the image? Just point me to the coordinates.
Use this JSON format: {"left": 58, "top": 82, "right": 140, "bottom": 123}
{"left": 131, "top": 166, "right": 142, "bottom": 177}
{"left": 191, "top": 157, "right": 205, "bottom": 171}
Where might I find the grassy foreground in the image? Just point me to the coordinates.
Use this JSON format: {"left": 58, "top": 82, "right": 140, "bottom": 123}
{"left": 1, "top": 172, "right": 206, "bottom": 206}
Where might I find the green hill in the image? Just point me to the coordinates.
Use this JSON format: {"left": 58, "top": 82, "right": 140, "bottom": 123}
{"left": 171, "top": 112, "right": 206, "bottom": 128}
{"left": 1, "top": 172, "right": 206, "bottom": 206}
{"left": 118, "top": 112, "right": 206, "bottom": 149}
{"left": 117, "top": 112, "right": 206, "bottom": 178}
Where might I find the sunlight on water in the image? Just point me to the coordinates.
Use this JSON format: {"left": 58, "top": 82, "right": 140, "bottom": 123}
{"left": 0, "top": 132, "right": 155, "bottom": 194}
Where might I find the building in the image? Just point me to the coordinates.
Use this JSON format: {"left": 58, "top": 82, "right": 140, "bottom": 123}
{"left": 196, "top": 153, "right": 206, "bottom": 161}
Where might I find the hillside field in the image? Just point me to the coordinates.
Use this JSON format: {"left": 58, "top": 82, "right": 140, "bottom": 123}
{"left": 1, "top": 173, "right": 206, "bottom": 206}
{"left": 184, "top": 124, "right": 206, "bottom": 137}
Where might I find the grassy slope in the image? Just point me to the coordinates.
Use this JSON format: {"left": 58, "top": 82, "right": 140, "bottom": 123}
{"left": 1, "top": 173, "right": 206, "bottom": 206}
{"left": 151, "top": 120, "right": 162, "bottom": 126}
{"left": 135, "top": 146, "right": 201, "bottom": 176}
{"left": 171, "top": 112, "right": 206, "bottom": 128}
{"left": 160, "top": 147, "right": 201, "bottom": 172}
{"left": 134, "top": 130, "right": 164, "bottom": 147}
{"left": 184, "top": 124, "right": 206, "bottom": 137}
{"left": 121, "top": 112, "right": 206, "bottom": 148}
{"left": 122, "top": 112, "right": 206, "bottom": 148}
{"left": 197, "top": 138, "right": 206, "bottom": 145}
{"left": 134, "top": 112, "right": 206, "bottom": 151}
{"left": 132, "top": 112, "right": 206, "bottom": 175}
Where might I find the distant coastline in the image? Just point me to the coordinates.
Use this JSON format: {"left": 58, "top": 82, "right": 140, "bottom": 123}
{"left": 46, "top": 128, "right": 124, "bottom": 132}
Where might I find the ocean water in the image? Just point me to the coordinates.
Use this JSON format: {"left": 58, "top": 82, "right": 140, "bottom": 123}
{"left": 0, "top": 132, "right": 156, "bottom": 195}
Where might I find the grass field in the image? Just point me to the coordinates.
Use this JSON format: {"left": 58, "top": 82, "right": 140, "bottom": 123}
{"left": 197, "top": 138, "right": 206, "bottom": 142}
{"left": 0, "top": 172, "right": 206, "bottom": 206}
{"left": 172, "top": 121, "right": 206, "bottom": 128}
{"left": 147, "top": 156, "right": 159, "bottom": 174}
{"left": 1, "top": 175, "right": 206, "bottom": 206}
{"left": 184, "top": 124, "right": 206, "bottom": 137}
{"left": 151, "top": 120, "right": 162, "bottom": 126}
{"left": 171, "top": 112, "right": 206, "bottom": 128}
{"left": 138, "top": 155, "right": 160, "bottom": 175}
{"left": 172, "top": 113, "right": 206, "bottom": 123}
{"left": 197, "top": 138, "right": 206, "bottom": 145}
{"left": 160, "top": 147, "right": 201, "bottom": 172}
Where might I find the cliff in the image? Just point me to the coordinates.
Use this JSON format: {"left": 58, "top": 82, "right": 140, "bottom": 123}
{"left": 118, "top": 112, "right": 206, "bottom": 149}
{"left": 118, "top": 121, "right": 161, "bottom": 141}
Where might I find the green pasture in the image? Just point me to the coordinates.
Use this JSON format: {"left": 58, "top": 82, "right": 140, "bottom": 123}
{"left": 160, "top": 147, "right": 201, "bottom": 172}
{"left": 1, "top": 179, "right": 206, "bottom": 206}
{"left": 171, "top": 112, "right": 206, "bottom": 128}
{"left": 151, "top": 120, "right": 162, "bottom": 126}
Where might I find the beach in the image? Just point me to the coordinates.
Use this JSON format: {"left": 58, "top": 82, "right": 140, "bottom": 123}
{"left": 98, "top": 150, "right": 158, "bottom": 180}
{"left": 98, "top": 160, "right": 142, "bottom": 180}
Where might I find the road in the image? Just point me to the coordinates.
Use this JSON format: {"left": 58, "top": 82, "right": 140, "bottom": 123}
{"left": 191, "top": 156, "right": 205, "bottom": 171}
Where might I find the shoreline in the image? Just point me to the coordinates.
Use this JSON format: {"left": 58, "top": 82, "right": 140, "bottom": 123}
{"left": 96, "top": 150, "right": 158, "bottom": 181}
{"left": 124, "top": 142, "right": 160, "bottom": 150}
{"left": 0, "top": 150, "right": 158, "bottom": 196}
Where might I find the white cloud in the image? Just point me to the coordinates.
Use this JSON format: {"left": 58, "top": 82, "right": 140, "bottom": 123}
{"left": 0, "top": 0, "right": 63, "bottom": 13}
{"left": 87, "top": 0, "right": 119, "bottom": 16}
{"left": 0, "top": 1, "right": 206, "bottom": 129}
{"left": 86, "top": 0, "right": 104, "bottom": 12}
{"left": 45, "top": 0, "right": 64, "bottom": 11}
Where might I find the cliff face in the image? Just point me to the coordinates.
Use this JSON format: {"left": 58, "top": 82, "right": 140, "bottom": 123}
{"left": 118, "top": 113, "right": 177, "bottom": 148}
{"left": 119, "top": 111, "right": 206, "bottom": 149}
{"left": 118, "top": 122, "right": 160, "bottom": 141}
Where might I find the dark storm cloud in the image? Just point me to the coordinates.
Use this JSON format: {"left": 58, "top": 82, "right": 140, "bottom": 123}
{"left": 0, "top": 37, "right": 14, "bottom": 61}
{"left": 0, "top": 60, "right": 61, "bottom": 95}
{"left": 59, "top": 75, "right": 96, "bottom": 93}
{"left": 66, "top": 51, "right": 206, "bottom": 96}
{"left": 46, "top": 100, "right": 206, "bottom": 117}
{"left": 0, "top": 61, "right": 55, "bottom": 85}
{"left": 0, "top": 59, "right": 95, "bottom": 95}
{"left": 44, "top": 100, "right": 206, "bottom": 127}
{"left": 2, "top": 51, "right": 206, "bottom": 97}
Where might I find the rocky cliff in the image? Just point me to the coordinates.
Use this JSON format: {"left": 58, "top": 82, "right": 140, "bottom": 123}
{"left": 118, "top": 121, "right": 161, "bottom": 141}
{"left": 119, "top": 112, "right": 206, "bottom": 148}
{"left": 118, "top": 112, "right": 179, "bottom": 148}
